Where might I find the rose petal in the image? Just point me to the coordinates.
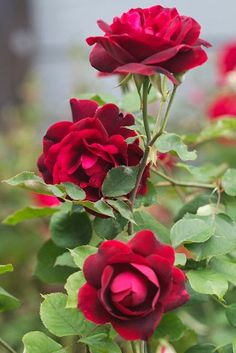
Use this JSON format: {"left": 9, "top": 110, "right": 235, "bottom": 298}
{"left": 89, "top": 44, "right": 121, "bottom": 73}
{"left": 70, "top": 99, "right": 98, "bottom": 122}
{"left": 78, "top": 283, "right": 110, "bottom": 324}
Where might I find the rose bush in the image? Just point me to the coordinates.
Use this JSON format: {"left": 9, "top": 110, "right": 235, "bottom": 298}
{"left": 38, "top": 99, "right": 149, "bottom": 201}
{"left": 86, "top": 5, "right": 210, "bottom": 83}
{"left": 78, "top": 230, "right": 189, "bottom": 340}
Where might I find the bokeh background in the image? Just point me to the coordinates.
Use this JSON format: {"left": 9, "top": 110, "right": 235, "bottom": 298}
{"left": 1, "top": 0, "right": 236, "bottom": 351}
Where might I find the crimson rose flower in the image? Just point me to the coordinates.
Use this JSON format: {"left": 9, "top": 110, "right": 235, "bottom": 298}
{"left": 78, "top": 230, "right": 189, "bottom": 340}
{"left": 38, "top": 99, "right": 148, "bottom": 201}
{"left": 86, "top": 5, "right": 211, "bottom": 83}
{"left": 218, "top": 41, "right": 236, "bottom": 83}
{"left": 208, "top": 94, "right": 236, "bottom": 120}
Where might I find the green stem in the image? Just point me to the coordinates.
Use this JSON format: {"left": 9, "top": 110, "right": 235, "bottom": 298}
{"left": 153, "top": 169, "right": 215, "bottom": 190}
{"left": 0, "top": 338, "right": 17, "bottom": 353}
{"left": 131, "top": 341, "right": 139, "bottom": 353}
{"left": 150, "top": 85, "right": 178, "bottom": 146}
{"left": 142, "top": 77, "right": 151, "bottom": 144}
{"left": 143, "top": 341, "right": 149, "bottom": 353}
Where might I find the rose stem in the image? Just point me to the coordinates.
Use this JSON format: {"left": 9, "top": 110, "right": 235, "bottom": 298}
{"left": 128, "top": 81, "right": 178, "bottom": 235}
{"left": 0, "top": 337, "right": 17, "bottom": 353}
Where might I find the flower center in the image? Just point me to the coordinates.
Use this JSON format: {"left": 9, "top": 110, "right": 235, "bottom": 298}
{"left": 110, "top": 271, "right": 147, "bottom": 307}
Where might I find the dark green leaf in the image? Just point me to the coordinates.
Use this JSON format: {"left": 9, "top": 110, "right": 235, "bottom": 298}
{"left": 50, "top": 211, "right": 92, "bottom": 248}
{"left": 2, "top": 206, "right": 59, "bottom": 225}
{"left": 226, "top": 304, "right": 236, "bottom": 327}
{"left": 35, "top": 240, "right": 74, "bottom": 284}
{"left": 78, "top": 200, "right": 114, "bottom": 217}
{"left": 62, "top": 182, "right": 86, "bottom": 200}
{"left": 210, "top": 257, "right": 236, "bottom": 286}
{"left": 106, "top": 199, "right": 133, "bottom": 222}
{"left": 94, "top": 215, "right": 128, "bottom": 240}
{"left": 80, "top": 334, "right": 121, "bottom": 353}
{"left": 102, "top": 166, "right": 139, "bottom": 197}
{"left": 151, "top": 313, "right": 186, "bottom": 342}
{"left": 186, "top": 344, "right": 218, "bottom": 353}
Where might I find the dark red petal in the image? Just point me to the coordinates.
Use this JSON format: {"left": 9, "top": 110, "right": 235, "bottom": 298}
{"left": 83, "top": 240, "right": 132, "bottom": 288}
{"left": 70, "top": 99, "right": 99, "bottom": 122}
{"left": 111, "top": 304, "right": 164, "bottom": 340}
{"left": 89, "top": 44, "right": 121, "bottom": 73}
{"left": 43, "top": 121, "right": 73, "bottom": 152}
{"left": 164, "top": 46, "right": 208, "bottom": 73}
{"left": 147, "top": 254, "right": 173, "bottom": 301}
{"left": 131, "top": 263, "right": 159, "bottom": 287}
{"left": 78, "top": 283, "right": 110, "bottom": 324}
{"left": 163, "top": 267, "right": 189, "bottom": 312}
{"left": 142, "top": 45, "right": 189, "bottom": 65}
{"left": 95, "top": 103, "right": 120, "bottom": 135}
{"left": 128, "top": 230, "right": 175, "bottom": 264}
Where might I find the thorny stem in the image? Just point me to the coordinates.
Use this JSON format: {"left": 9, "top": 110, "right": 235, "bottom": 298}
{"left": 153, "top": 169, "right": 216, "bottom": 190}
{"left": 128, "top": 83, "right": 178, "bottom": 235}
{"left": 0, "top": 337, "right": 17, "bottom": 353}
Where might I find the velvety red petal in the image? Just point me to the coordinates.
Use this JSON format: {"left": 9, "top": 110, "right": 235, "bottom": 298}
{"left": 128, "top": 230, "right": 175, "bottom": 264}
{"left": 163, "top": 267, "right": 189, "bottom": 312}
{"left": 89, "top": 44, "right": 121, "bottom": 73}
{"left": 83, "top": 240, "right": 132, "bottom": 288}
{"left": 78, "top": 283, "right": 110, "bottom": 324}
{"left": 70, "top": 98, "right": 98, "bottom": 122}
{"left": 142, "top": 45, "right": 189, "bottom": 65}
{"left": 43, "top": 121, "right": 73, "bottom": 153}
{"left": 111, "top": 304, "right": 164, "bottom": 340}
{"left": 95, "top": 103, "right": 120, "bottom": 135}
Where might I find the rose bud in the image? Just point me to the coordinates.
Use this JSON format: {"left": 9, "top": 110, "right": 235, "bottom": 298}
{"left": 38, "top": 99, "right": 149, "bottom": 202}
{"left": 86, "top": 5, "right": 211, "bottom": 83}
{"left": 78, "top": 230, "right": 189, "bottom": 340}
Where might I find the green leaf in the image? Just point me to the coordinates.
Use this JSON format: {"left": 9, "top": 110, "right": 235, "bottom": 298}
{"left": 54, "top": 252, "right": 77, "bottom": 268}
{"left": 226, "top": 304, "right": 236, "bottom": 327}
{"left": 70, "top": 245, "right": 97, "bottom": 269}
{"left": 40, "top": 293, "right": 94, "bottom": 337}
{"left": 94, "top": 215, "right": 128, "bottom": 240}
{"left": 65, "top": 271, "right": 85, "bottom": 308}
{"left": 23, "top": 331, "right": 67, "bottom": 353}
{"left": 106, "top": 199, "right": 133, "bottom": 222}
{"left": 187, "top": 214, "right": 236, "bottom": 260}
{"left": 222, "top": 169, "right": 236, "bottom": 196}
{"left": 134, "top": 211, "right": 170, "bottom": 243}
{"left": 78, "top": 93, "right": 118, "bottom": 105}
{"left": 187, "top": 270, "right": 228, "bottom": 299}
{"left": 210, "top": 257, "right": 236, "bottom": 286}
{"left": 2, "top": 206, "right": 59, "bottom": 225}
{"left": 170, "top": 217, "right": 215, "bottom": 248}
{"left": 80, "top": 334, "right": 122, "bottom": 353}
{"left": 186, "top": 344, "right": 218, "bottom": 353}
{"left": 151, "top": 313, "right": 186, "bottom": 343}
{"left": 3, "top": 171, "right": 64, "bottom": 197}
{"left": 50, "top": 211, "right": 92, "bottom": 248}
{"left": 78, "top": 200, "right": 114, "bottom": 218}
{"left": 35, "top": 240, "right": 74, "bottom": 284}
{"left": 102, "top": 166, "right": 139, "bottom": 197}
{"left": 0, "top": 264, "right": 13, "bottom": 275}
{"left": 175, "top": 253, "right": 187, "bottom": 266}
{"left": 62, "top": 182, "right": 86, "bottom": 200}
{"left": 0, "top": 287, "right": 20, "bottom": 312}
{"left": 155, "top": 133, "right": 197, "bottom": 161}
{"left": 218, "top": 344, "right": 234, "bottom": 353}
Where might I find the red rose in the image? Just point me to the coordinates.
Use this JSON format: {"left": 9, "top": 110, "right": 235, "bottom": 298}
{"left": 32, "top": 193, "right": 61, "bottom": 207}
{"left": 38, "top": 99, "right": 148, "bottom": 201}
{"left": 208, "top": 94, "right": 236, "bottom": 120}
{"left": 78, "top": 230, "right": 189, "bottom": 340}
{"left": 157, "top": 152, "right": 176, "bottom": 171}
{"left": 86, "top": 5, "right": 210, "bottom": 83}
{"left": 218, "top": 41, "right": 236, "bottom": 83}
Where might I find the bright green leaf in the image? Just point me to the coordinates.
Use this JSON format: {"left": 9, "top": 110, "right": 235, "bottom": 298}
{"left": 40, "top": 293, "right": 94, "bottom": 337}
{"left": 0, "top": 264, "right": 13, "bottom": 275}
{"left": 170, "top": 217, "right": 215, "bottom": 248}
{"left": 102, "top": 166, "right": 139, "bottom": 197}
{"left": 186, "top": 344, "right": 218, "bottom": 353}
{"left": 151, "top": 313, "right": 186, "bottom": 343}
{"left": 2, "top": 206, "right": 59, "bottom": 225}
{"left": 65, "top": 271, "right": 85, "bottom": 308}
{"left": 106, "top": 200, "right": 133, "bottom": 222}
{"left": 222, "top": 169, "right": 236, "bottom": 196}
{"left": 0, "top": 287, "right": 20, "bottom": 312}
{"left": 70, "top": 245, "right": 97, "bottom": 269}
{"left": 80, "top": 334, "right": 122, "bottom": 353}
{"left": 23, "top": 331, "right": 67, "bottom": 353}
{"left": 175, "top": 253, "right": 187, "bottom": 266}
{"left": 226, "top": 304, "right": 236, "bottom": 327}
{"left": 54, "top": 252, "right": 76, "bottom": 268}
{"left": 50, "top": 211, "right": 92, "bottom": 249}
{"left": 188, "top": 270, "right": 228, "bottom": 299}
{"left": 210, "top": 257, "right": 236, "bottom": 286}
{"left": 155, "top": 133, "right": 197, "bottom": 161}
{"left": 61, "top": 182, "right": 86, "bottom": 200}
{"left": 78, "top": 200, "right": 114, "bottom": 218}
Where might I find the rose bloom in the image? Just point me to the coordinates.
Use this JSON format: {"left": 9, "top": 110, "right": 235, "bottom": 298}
{"left": 208, "top": 94, "right": 236, "bottom": 120}
{"left": 86, "top": 5, "right": 210, "bottom": 83}
{"left": 38, "top": 99, "right": 149, "bottom": 202}
{"left": 218, "top": 41, "right": 236, "bottom": 83}
{"left": 78, "top": 230, "right": 189, "bottom": 340}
